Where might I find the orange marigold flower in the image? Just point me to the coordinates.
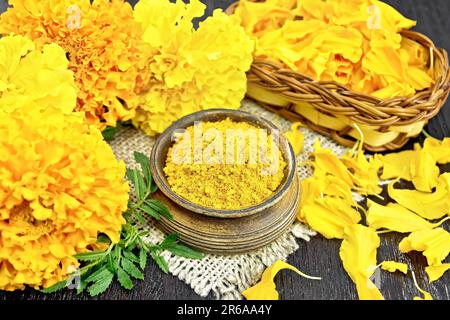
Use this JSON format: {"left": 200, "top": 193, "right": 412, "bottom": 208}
{"left": 0, "top": 0, "right": 151, "bottom": 129}
{"left": 0, "top": 107, "right": 129, "bottom": 291}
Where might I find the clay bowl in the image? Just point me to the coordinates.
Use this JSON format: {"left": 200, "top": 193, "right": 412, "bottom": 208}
{"left": 150, "top": 109, "right": 296, "bottom": 219}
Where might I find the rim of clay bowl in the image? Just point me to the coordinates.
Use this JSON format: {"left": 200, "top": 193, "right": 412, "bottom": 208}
{"left": 150, "top": 109, "right": 296, "bottom": 218}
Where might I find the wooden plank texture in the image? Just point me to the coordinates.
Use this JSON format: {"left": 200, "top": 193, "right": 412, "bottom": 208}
{"left": 0, "top": 0, "right": 449, "bottom": 300}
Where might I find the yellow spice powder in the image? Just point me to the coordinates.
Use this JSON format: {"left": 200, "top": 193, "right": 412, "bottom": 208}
{"left": 164, "top": 118, "right": 286, "bottom": 209}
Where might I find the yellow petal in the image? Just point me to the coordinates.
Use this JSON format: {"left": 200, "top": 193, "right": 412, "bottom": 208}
{"left": 406, "top": 66, "right": 434, "bottom": 91}
{"left": 233, "top": 0, "right": 296, "bottom": 36}
{"left": 412, "top": 271, "right": 433, "bottom": 300}
{"left": 366, "top": 200, "right": 438, "bottom": 233}
{"left": 414, "top": 293, "right": 433, "bottom": 300}
{"left": 387, "top": 175, "right": 449, "bottom": 220}
{"left": 284, "top": 122, "right": 304, "bottom": 156}
{"left": 414, "top": 294, "right": 432, "bottom": 300}
{"left": 423, "top": 137, "right": 450, "bottom": 164}
{"left": 380, "top": 261, "right": 408, "bottom": 274}
{"left": 311, "top": 140, "right": 353, "bottom": 187}
{"left": 374, "top": 0, "right": 416, "bottom": 31}
{"left": 49, "top": 243, "right": 69, "bottom": 259}
{"left": 298, "top": 173, "right": 353, "bottom": 222}
{"left": 339, "top": 224, "right": 384, "bottom": 300}
{"left": 310, "top": 172, "right": 354, "bottom": 201}
{"left": 37, "top": 143, "right": 64, "bottom": 166}
{"left": 399, "top": 228, "right": 450, "bottom": 266}
{"left": 29, "top": 201, "right": 53, "bottom": 221}
{"left": 425, "top": 264, "right": 450, "bottom": 283}
{"left": 242, "top": 260, "right": 321, "bottom": 300}
{"left": 371, "top": 80, "right": 415, "bottom": 99}
{"left": 379, "top": 150, "right": 414, "bottom": 180}
{"left": 410, "top": 147, "right": 440, "bottom": 192}
{"left": 299, "top": 0, "right": 333, "bottom": 22}
{"left": 370, "top": 81, "right": 415, "bottom": 99}
{"left": 298, "top": 177, "right": 320, "bottom": 219}
{"left": 400, "top": 37, "right": 428, "bottom": 66}
{"left": 362, "top": 46, "right": 404, "bottom": 81}
{"left": 21, "top": 188, "right": 37, "bottom": 201}
{"left": 319, "top": 25, "right": 363, "bottom": 63}
{"left": 302, "top": 197, "right": 361, "bottom": 239}
{"left": 342, "top": 141, "right": 382, "bottom": 195}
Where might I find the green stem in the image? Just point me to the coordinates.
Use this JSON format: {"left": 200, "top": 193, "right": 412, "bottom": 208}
{"left": 77, "top": 245, "right": 114, "bottom": 275}
{"left": 422, "top": 129, "right": 433, "bottom": 139}
{"left": 130, "top": 188, "right": 152, "bottom": 210}
{"left": 116, "top": 247, "right": 122, "bottom": 270}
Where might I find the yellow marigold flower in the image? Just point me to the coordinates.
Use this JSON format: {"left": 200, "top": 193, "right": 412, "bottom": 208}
{"left": 0, "top": 34, "right": 76, "bottom": 113}
{"left": 0, "top": 0, "right": 151, "bottom": 129}
{"left": 132, "top": 0, "right": 254, "bottom": 136}
{"left": 0, "top": 108, "right": 129, "bottom": 291}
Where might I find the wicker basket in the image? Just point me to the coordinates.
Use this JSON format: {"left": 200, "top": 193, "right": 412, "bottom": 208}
{"left": 226, "top": 2, "right": 450, "bottom": 152}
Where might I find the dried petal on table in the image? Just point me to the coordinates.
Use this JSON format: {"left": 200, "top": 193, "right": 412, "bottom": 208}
{"left": 302, "top": 196, "right": 361, "bottom": 239}
{"left": 299, "top": 172, "right": 354, "bottom": 213}
{"left": 339, "top": 224, "right": 384, "bottom": 300}
{"left": 380, "top": 261, "right": 408, "bottom": 274}
{"left": 387, "top": 174, "right": 450, "bottom": 220}
{"left": 410, "top": 147, "right": 440, "bottom": 192}
{"left": 423, "top": 137, "right": 450, "bottom": 164}
{"left": 379, "top": 150, "right": 415, "bottom": 180}
{"left": 425, "top": 264, "right": 450, "bottom": 283}
{"left": 412, "top": 271, "right": 433, "bottom": 300}
{"left": 311, "top": 140, "right": 353, "bottom": 187}
{"left": 242, "top": 260, "right": 321, "bottom": 300}
{"left": 298, "top": 172, "right": 355, "bottom": 226}
{"left": 366, "top": 200, "right": 441, "bottom": 233}
{"left": 399, "top": 228, "right": 450, "bottom": 266}
{"left": 341, "top": 141, "right": 382, "bottom": 195}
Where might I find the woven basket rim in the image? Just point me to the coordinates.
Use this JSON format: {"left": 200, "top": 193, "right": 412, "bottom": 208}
{"left": 247, "top": 30, "right": 450, "bottom": 106}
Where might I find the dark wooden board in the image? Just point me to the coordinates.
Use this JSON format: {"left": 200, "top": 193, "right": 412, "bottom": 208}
{"left": 0, "top": 0, "right": 449, "bottom": 300}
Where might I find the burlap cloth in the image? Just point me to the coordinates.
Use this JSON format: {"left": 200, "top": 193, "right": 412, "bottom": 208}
{"left": 109, "top": 99, "right": 348, "bottom": 299}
